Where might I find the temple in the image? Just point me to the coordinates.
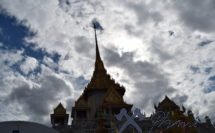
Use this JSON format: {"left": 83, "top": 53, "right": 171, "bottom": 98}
{"left": 50, "top": 27, "right": 215, "bottom": 133}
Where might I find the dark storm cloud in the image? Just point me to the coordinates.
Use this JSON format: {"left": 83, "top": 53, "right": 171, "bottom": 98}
{"left": 198, "top": 40, "right": 213, "bottom": 47}
{"left": 104, "top": 47, "right": 175, "bottom": 110}
{"left": 4, "top": 75, "right": 71, "bottom": 122}
{"left": 104, "top": 48, "right": 168, "bottom": 82}
{"left": 174, "top": 0, "right": 215, "bottom": 32}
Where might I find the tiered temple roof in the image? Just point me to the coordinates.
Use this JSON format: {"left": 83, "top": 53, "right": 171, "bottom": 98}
{"left": 73, "top": 28, "right": 131, "bottom": 110}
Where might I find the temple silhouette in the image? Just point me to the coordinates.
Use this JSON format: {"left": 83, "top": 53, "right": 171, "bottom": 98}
{"left": 50, "top": 26, "right": 215, "bottom": 133}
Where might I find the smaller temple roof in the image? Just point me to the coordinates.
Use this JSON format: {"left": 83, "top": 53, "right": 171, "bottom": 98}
{"left": 54, "top": 103, "right": 67, "bottom": 115}
{"left": 155, "top": 96, "right": 180, "bottom": 111}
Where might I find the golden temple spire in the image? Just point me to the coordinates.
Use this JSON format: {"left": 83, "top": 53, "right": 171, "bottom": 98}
{"left": 83, "top": 20, "right": 125, "bottom": 93}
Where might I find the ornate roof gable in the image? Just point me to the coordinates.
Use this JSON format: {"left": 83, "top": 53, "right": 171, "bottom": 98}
{"left": 103, "top": 87, "right": 123, "bottom": 104}
{"left": 54, "top": 103, "right": 66, "bottom": 114}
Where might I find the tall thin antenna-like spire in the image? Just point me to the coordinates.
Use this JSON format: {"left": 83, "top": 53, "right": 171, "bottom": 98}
{"left": 94, "top": 27, "right": 101, "bottom": 60}
{"left": 92, "top": 22, "right": 105, "bottom": 73}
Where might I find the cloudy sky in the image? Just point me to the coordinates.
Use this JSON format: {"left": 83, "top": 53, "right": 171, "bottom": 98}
{"left": 0, "top": 0, "right": 215, "bottom": 125}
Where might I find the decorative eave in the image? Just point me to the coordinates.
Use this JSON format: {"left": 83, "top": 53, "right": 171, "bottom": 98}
{"left": 84, "top": 72, "right": 126, "bottom": 94}
{"left": 102, "top": 103, "right": 133, "bottom": 109}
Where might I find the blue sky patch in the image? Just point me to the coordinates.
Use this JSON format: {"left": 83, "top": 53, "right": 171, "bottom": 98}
{"left": 0, "top": 11, "right": 61, "bottom": 62}
{"left": 0, "top": 11, "right": 61, "bottom": 75}
{"left": 208, "top": 75, "right": 215, "bottom": 81}
{"left": 73, "top": 76, "right": 89, "bottom": 90}
{"left": 203, "top": 75, "right": 215, "bottom": 93}
{"left": 0, "top": 11, "right": 47, "bottom": 61}
{"left": 204, "top": 83, "right": 215, "bottom": 93}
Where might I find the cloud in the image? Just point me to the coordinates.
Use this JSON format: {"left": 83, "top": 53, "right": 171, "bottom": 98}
{"left": 190, "top": 65, "right": 200, "bottom": 74}
{"left": 4, "top": 75, "right": 72, "bottom": 123}
{"left": 172, "top": 94, "right": 188, "bottom": 105}
{"left": 74, "top": 36, "right": 94, "bottom": 58}
{"left": 103, "top": 48, "right": 176, "bottom": 113}
{"left": 126, "top": 1, "right": 163, "bottom": 26}
{"left": 205, "top": 67, "right": 213, "bottom": 74}
{"left": 149, "top": 38, "right": 173, "bottom": 62}
{"left": 20, "top": 56, "right": 38, "bottom": 75}
{"left": 173, "top": 0, "right": 215, "bottom": 32}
